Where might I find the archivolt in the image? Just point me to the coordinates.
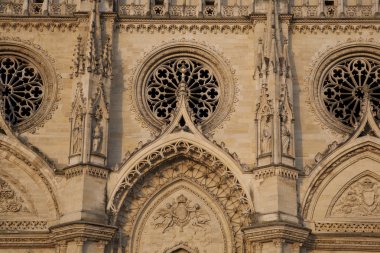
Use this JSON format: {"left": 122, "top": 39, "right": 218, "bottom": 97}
{"left": 302, "top": 141, "right": 380, "bottom": 219}
{"left": 0, "top": 135, "right": 60, "bottom": 218}
{"left": 115, "top": 157, "right": 251, "bottom": 253}
{"left": 108, "top": 140, "right": 253, "bottom": 217}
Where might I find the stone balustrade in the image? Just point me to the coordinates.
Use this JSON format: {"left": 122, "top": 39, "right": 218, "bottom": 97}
{"left": 292, "top": 2, "right": 379, "bottom": 18}
{"left": 118, "top": 3, "right": 250, "bottom": 17}
{"left": 0, "top": 1, "right": 76, "bottom": 16}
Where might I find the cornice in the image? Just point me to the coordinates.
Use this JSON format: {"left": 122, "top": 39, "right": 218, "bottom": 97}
{"left": 0, "top": 17, "right": 81, "bottom": 32}
{"left": 314, "top": 222, "right": 380, "bottom": 233}
{"left": 291, "top": 18, "right": 380, "bottom": 33}
{"left": 115, "top": 17, "right": 255, "bottom": 33}
{"left": 243, "top": 222, "right": 311, "bottom": 243}
{"left": 292, "top": 17, "right": 380, "bottom": 24}
{"left": 253, "top": 166, "right": 298, "bottom": 180}
{"left": 0, "top": 233, "right": 52, "bottom": 248}
{"left": 50, "top": 222, "right": 117, "bottom": 242}
{"left": 309, "top": 234, "right": 380, "bottom": 251}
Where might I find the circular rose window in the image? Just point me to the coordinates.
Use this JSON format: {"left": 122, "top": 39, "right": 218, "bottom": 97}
{"left": 0, "top": 56, "right": 44, "bottom": 125}
{"left": 132, "top": 43, "right": 237, "bottom": 133}
{"left": 146, "top": 58, "right": 219, "bottom": 123}
{"left": 321, "top": 57, "right": 380, "bottom": 128}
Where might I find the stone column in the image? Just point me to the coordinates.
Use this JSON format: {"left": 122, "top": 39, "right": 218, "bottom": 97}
{"left": 273, "top": 239, "right": 285, "bottom": 253}
{"left": 254, "top": 242, "right": 263, "bottom": 253}
{"left": 57, "top": 241, "right": 67, "bottom": 253}
{"left": 75, "top": 238, "right": 86, "bottom": 253}
{"left": 97, "top": 240, "right": 107, "bottom": 253}
{"left": 292, "top": 242, "right": 302, "bottom": 253}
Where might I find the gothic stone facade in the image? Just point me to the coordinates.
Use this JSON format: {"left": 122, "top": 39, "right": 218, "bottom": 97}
{"left": 0, "top": 0, "right": 380, "bottom": 252}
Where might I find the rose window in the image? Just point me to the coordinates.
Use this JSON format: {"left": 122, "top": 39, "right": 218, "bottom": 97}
{"left": 0, "top": 56, "right": 44, "bottom": 126}
{"left": 146, "top": 58, "right": 219, "bottom": 123}
{"left": 322, "top": 57, "right": 380, "bottom": 128}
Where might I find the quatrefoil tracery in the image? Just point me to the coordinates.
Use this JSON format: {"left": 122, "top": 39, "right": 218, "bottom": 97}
{"left": 0, "top": 56, "right": 44, "bottom": 126}
{"left": 322, "top": 57, "right": 380, "bottom": 128}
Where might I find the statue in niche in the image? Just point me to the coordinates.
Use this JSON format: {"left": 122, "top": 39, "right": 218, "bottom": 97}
{"left": 92, "top": 108, "right": 103, "bottom": 154}
{"left": 72, "top": 112, "right": 83, "bottom": 155}
{"left": 92, "top": 124, "right": 103, "bottom": 153}
{"left": 260, "top": 115, "right": 272, "bottom": 154}
{"left": 281, "top": 113, "right": 291, "bottom": 155}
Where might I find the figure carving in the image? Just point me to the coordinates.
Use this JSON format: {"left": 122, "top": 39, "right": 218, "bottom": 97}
{"left": 92, "top": 124, "right": 103, "bottom": 153}
{"left": 152, "top": 194, "right": 210, "bottom": 233}
{"left": 92, "top": 108, "right": 103, "bottom": 153}
{"left": 260, "top": 115, "right": 272, "bottom": 154}
{"left": 331, "top": 176, "right": 380, "bottom": 217}
{"left": 281, "top": 114, "right": 291, "bottom": 155}
{"left": 72, "top": 111, "right": 83, "bottom": 155}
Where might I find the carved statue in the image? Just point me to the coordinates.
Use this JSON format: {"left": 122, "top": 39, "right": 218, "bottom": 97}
{"left": 281, "top": 114, "right": 291, "bottom": 155}
{"left": 260, "top": 115, "right": 272, "bottom": 154}
{"left": 92, "top": 123, "right": 103, "bottom": 153}
{"left": 72, "top": 113, "right": 83, "bottom": 155}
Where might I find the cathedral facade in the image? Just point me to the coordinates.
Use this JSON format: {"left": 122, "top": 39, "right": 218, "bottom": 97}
{"left": 0, "top": 0, "right": 379, "bottom": 252}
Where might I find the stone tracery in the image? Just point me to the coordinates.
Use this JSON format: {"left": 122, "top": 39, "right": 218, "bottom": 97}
{"left": 115, "top": 158, "right": 251, "bottom": 253}
{"left": 0, "top": 56, "right": 44, "bottom": 126}
{"left": 321, "top": 57, "right": 380, "bottom": 128}
{"left": 146, "top": 58, "right": 219, "bottom": 123}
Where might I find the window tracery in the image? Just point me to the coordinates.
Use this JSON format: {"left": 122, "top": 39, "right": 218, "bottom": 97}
{"left": 146, "top": 58, "right": 219, "bottom": 124}
{"left": 321, "top": 57, "right": 380, "bottom": 128}
{"left": 0, "top": 56, "right": 44, "bottom": 126}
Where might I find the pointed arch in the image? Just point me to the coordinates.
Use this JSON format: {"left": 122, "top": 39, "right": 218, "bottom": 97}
{"left": 301, "top": 137, "right": 380, "bottom": 220}
{"left": 112, "top": 156, "right": 249, "bottom": 253}
{"left": 108, "top": 133, "right": 254, "bottom": 217}
{"left": 0, "top": 134, "right": 60, "bottom": 219}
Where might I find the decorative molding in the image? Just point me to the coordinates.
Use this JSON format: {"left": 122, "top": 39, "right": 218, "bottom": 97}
{"left": 64, "top": 166, "right": 108, "bottom": 179}
{"left": 243, "top": 223, "right": 310, "bottom": 244}
{"left": 315, "top": 222, "right": 380, "bottom": 233}
{"left": 303, "top": 140, "right": 343, "bottom": 175}
{"left": 163, "top": 241, "right": 200, "bottom": 253}
{"left": 0, "top": 233, "right": 52, "bottom": 247}
{"left": 128, "top": 38, "right": 239, "bottom": 134}
{"left": 291, "top": 20, "right": 380, "bottom": 34}
{"left": 253, "top": 167, "right": 298, "bottom": 180}
{"left": 50, "top": 222, "right": 116, "bottom": 242}
{"left": 116, "top": 20, "right": 254, "bottom": 34}
{"left": 0, "top": 17, "right": 79, "bottom": 32}
{"left": 310, "top": 234, "right": 380, "bottom": 251}
{"left": 0, "top": 220, "right": 48, "bottom": 231}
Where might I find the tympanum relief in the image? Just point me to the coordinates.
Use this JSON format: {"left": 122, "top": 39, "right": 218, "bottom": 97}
{"left": 152, "top": 194, "right": 210, "bottom": 233}
{"left": 0, "top": 177, "right": 29, "bottom": 214}
{"left": 329, "top": 176, "right": 380, "bottom": 217}
{"left": 132, "top": 187, "right": 229, "bottom": 253}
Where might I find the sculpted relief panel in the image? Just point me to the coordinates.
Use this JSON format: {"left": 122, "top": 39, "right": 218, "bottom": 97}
{"left": 132, "top": 186, "right": 229, "bottom": 253}
{"left": 0, "top": 177, "right": 32, "bottom": 216}
{"left": 328, "top": 174, "right": 380, "bottom": 218}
